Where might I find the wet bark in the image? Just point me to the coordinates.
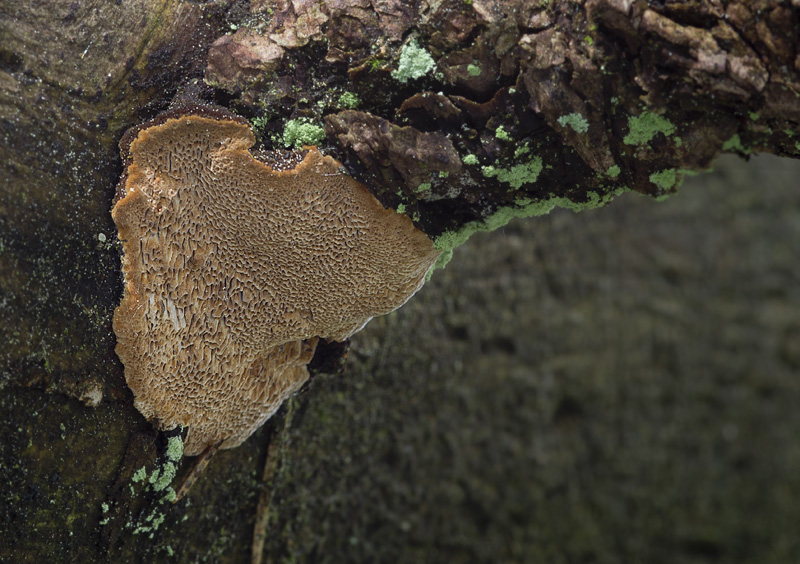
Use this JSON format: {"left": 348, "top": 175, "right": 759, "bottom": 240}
{"left": 1, "top": 0, "right": 800, "bottom": 562}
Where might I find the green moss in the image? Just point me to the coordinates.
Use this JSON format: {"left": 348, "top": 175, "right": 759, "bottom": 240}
{"left": 337, "top": 92, "right": 360, "bottom": 109}
{"left": 649, "top": 169, "right": 678, "bottom": 191}
{"left": 282, "top": 119, "right": 326, "bottom": 148}
{"left": 391, "top": 40, "right": 435, "bottom": 83}
{"left": 749, "top": 111, "right": 760, "bottom": 121}
{"left": 495, "top": 125, "right": 511, "bottom": 141}
{"left": 623, "top": 111, "right": 676, "bottom": 146}
{"left": 251, "top": 115, "right": 270, "bottom": 133}
{"left": 467, "top": 64, "right": 481, "bottom": 76}
{"left": 557, "top": 113, "right": 589, "bottom": 134}
{"left": 606, "top": 165, "right": 621, "bottom": 178}
{"left": 462, "top": 154, "right": 479, "bottom": 165}
{"left": 482, "top": 157, "right": 543, "bottom": 189}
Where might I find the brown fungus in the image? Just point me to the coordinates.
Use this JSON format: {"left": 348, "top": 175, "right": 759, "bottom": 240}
{"left": 112, "top": 111, "right": 441, "bottom": 456}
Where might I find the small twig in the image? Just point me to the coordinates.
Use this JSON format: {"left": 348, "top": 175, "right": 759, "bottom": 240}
{"left": 173, "top": 441, "right": 222, "bottom": 502}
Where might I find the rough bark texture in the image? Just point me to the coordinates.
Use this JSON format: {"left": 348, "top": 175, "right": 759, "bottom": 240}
{"left": 2, "top": 0, "right": 800, "bottom": 562}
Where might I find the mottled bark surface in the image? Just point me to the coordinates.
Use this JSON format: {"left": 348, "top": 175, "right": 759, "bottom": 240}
{"left": 2, "top": 0, "right": 800, "bottom": 562}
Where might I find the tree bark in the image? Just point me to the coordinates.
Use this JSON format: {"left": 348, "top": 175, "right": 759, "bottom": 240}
{"left": 2, "top": 0, "right": 800, "bottom": 562}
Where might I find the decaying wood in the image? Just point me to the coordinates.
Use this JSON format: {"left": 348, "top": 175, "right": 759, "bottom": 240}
{"left": 1, "top": 0, "right": 799, "bottom": 561}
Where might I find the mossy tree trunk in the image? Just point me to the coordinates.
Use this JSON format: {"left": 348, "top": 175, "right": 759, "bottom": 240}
{"left": 2, "top": 0, "right": 800, "bottom": 562}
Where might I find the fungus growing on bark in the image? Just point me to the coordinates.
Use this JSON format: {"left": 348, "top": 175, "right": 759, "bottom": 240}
{"left": 112, "top": 108, "right": 440, "bottom": 456}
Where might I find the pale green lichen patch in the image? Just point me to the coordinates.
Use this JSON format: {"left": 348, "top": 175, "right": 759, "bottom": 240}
{"left": 165, "top": 435, "right": 183, "bottom": 463}
{"left": 391, "top": 40, "right": 435, "bottom": 83}
{"left": 722, "top": 133, "right": 750, "bottom": 154}
{"left": 495, "top": 125, "right": 511, "bottom": 141}
{"left": 122, "top": 437, "right": 184, "bottom": 539}
{"left": 467, "top": 64, "right": 481, "bottom": 76}
{"left": 149, "top": 462, "right": 177, "bottom": 492}
{"left": 482, "top": 157, "right": 543, "bottom": 190}
{"left": 132, "top": 466, "right": 147, "bottom": 483}
{"left": 514, "top": 144, "right": 530, "bottom": 158}
{"left": 431, "top": 187, "right": 626, "bottom": 273}
{"left": 396, "top": 203, "right": 407, "bottom": 214}
{"left": 417, "top": 183, "right": 431, "bottom": 192}
{"left": 557, "top": 113, "right": 589, "bottom": 134}
{"left": 462, "top": 154, "right": 479, "bottom": 165}
{"left": 649, "top": 169, "right": 678, "bottom": 191}
{"left": 282, "top": 118, "right": 326, "bottom": 148}
{"left": 606, "top": 165, "right": 621, "bottom": 178}
{"left": 337, "top": 92, "right": 360, "bottom": 109}
{"left": 99, "top": 502, "right": 111, "bottom": 526}
{"left": 623, "top": 111, "right": 676, "bottom": 146}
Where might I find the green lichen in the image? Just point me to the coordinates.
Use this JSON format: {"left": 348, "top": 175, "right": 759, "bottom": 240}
{"left": 417, "top": 183, "right": 431, "bottom": 192}
{"left": 623, "top": 111, "right": 676, "bottom": 146}
{"left": 606, "top": 165, "right": 621, "bottom": 178}
{"left": 391, "top": 40, "right": 435, "bottom": 83}
{"left": 462, "top": 154, "right": 479, "bottom": 165}
{"left": 438, "top": 171, "right": 449, "bottom": 178}
{"left": 514, "top": 143, "right": 531, "bottom": 158}
{"left": 282, "top": 119, "right": 326, "bottom": 148}
{"left": 649, "top": 169, "right": 678, "bottom": 191}
{"left": 495, "top": 126, "right": 511, "bottom": 141}
{"left": 467, "top": 64, "right": 481, "bottom": 77}
{"left": 396, "top": 203, "right": 406, "bottom": 214}
{"left": 337, "top": 92, "right": 360, "bottom": 109}
{"left": 431, "top": 187, "right": 625, "bottom": 273}
{"left": 132, "top": 467, "right": 147, "bottom": 483}
{"left": 482, "top": 157, "right": 543, "bottom": 189}
{"left": 133, "top": 507, "right": 167, "bottom": 537}
{"left": 722, "top": 133, "right": 750, "bottom": 154}
{"left": 150, "top": 462, "right": 177, "bottom": 492}
{"left": 557, "top": 113, "right": 589, "bottom": 134}
{"left": 165, "top": 435, "right": 183, "bottom": 463}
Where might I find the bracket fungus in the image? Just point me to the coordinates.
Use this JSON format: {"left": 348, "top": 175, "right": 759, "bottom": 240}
{"left": 112, "top": 108, "right": 440, "bottom": 456}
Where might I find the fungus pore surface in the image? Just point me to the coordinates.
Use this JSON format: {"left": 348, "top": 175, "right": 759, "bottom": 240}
{"left": 112, "top": 113, "right": 441, "bottom": 455}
